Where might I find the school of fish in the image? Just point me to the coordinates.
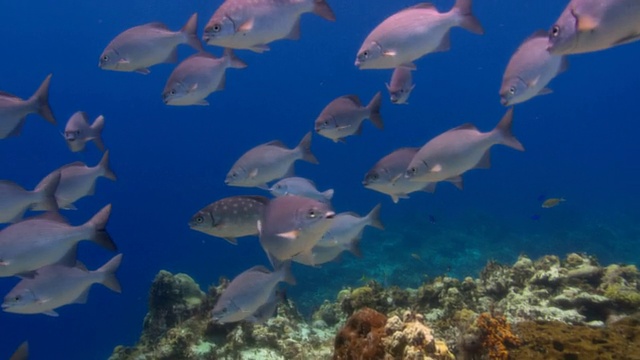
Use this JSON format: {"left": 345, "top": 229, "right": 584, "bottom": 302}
{"left": 1, "top": 0, "right": 638, "bottom": 353}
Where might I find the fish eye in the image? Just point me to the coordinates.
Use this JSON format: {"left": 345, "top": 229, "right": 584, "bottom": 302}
{"left": 509, "top": 86, "right": 516, "bottom": 95}
{"left": 410, "top": 167, "right": 417, "bottom": 174}
{"left": 212, "top": 24, "right": 221, "bottom": 32}
{"left": 400, "top": 89, "right": 404, "bottom": 93}
{"left": 170, "top": 90, "right": 176, "bottom": 95}
{"left": 14, "top": 296, "right": 20, "bottom": 301}
{"left": 102, "top": 55, "right": 109, "bottom": 61}
{"left": 363, "top": 51, "right": 369, "bottom": 57}
{"left": 551, "top": 25, "right": 560, "bottom": 37}
{"left": 307, "top": 209, "right": 317, "bottom": 218}
{"left": 196, "top": 216, "right": 204, "bottom": 224}
{"left": 75, "top": 130, "right": 81, "bottom": 136}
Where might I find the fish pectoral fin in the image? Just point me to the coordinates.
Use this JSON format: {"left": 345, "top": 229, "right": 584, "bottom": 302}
{"left": 382, "top": 49, "right": 397, "bottom": 57}
{"left": 537, "top": 87, "right": 553, "bottom": 95}
{"left": 527, "top": 76, "right": 541, "bottom": 88}
{"left": 277, "top": 230, "right": 299, "bottom": 240}
{"left": 575, "top": 13, "right": 599, "bottom": 32}
{"left": 223, "top": 237, "right": 238, "bottom": 245}
{"left": 189, "top": 83, "right": 199, "bottom": 93}
{"left": 256, "top": 220, "right": 262, "bottom": 235}
{"left": 249, "top": 168, "right": 259, "bottom": 179}
{"left": 37, "top": 297, "right": 51, "bottom": 305}
{"left": 135, "top": 68, "right": 151, "bottom": 75}
{"left": 237, "top": 18, "right": 255, "bottom": 33}
{"left": 195, "top": 100, "right": 210, "bottom": 106}
{"left": 390, "top": 173, "right": 403, "bottom": 184}
{"left": 43, "top": 310, "right": 59, "bottom": 317}
{"left": 431, "top": 164, "right": 443, "bottom": 172}
{"left": 249, "top": 44, "right": 270, "bottom": 53}
{"left": 117, "top": 58, "right": 130, "bottom": 64}
{"left": 0, "top": 261, "right": 8, "bottom": 266}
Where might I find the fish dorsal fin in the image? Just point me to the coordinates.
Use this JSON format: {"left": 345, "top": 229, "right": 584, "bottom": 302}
{"left": 247, "top": 265, "right": 271, "bottom": 274}
{"left": 402, "top": 3, "right": 437, "bottom": 12}
{"left": 449, "top": 123, "right": 478, "bottom": 131}
{"left": 0, "top": 91, "right": 20, "bottom": 99}
{"left": 31, "top": 212, "right": 69, "bottom": 224}
{"left": 0, "top": 180, "right": 24, "bottom": 190}
{"left": 341, "top": 95, "right": 362, "bottom": 106}
{"left": 59, "top": 161, "right": 87, "bottom": 170}
{"left": 265, "top": 140, "right": 287, "bottom": 148}
{"left": 141, "top": 22, "right": 170, "bottom": 31}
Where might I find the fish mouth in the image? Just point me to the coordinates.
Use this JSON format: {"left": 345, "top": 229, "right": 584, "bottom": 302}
{"left": 500, "top": 97, "right": 509, "bottom": 106}
{"left": 390, "top": 97, "right": 398, "bottom": 104}
{"left": 1, "top": 303, "right": 10, "bottom": 310}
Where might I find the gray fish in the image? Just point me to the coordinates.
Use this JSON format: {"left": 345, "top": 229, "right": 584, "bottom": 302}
{"left": 0, "top": 204, "right": 116, "bottom": 278}
{"left": 9, "top": 341, "right": 28, "bottom": 360}
{"left": 500, "top": 30, "right": 568, "bottom": 106}
{"left": 225, "top": 132, "right": 318, "bottom": 189}
{"left": 64, "top": 111, "right": 106, "bottom": 152}
{"left": 269, "top": 177, "right": 333, "bottom": 202}
{"left": 293, "top": 204, "right": 383, "bottom": 266}
{"left": 188, "top": 195, "right": 270, "bottom": 245}
{"left": 211, "top": 263, "right": 294, "bottom": 324}
{"left": 405, "top": 108, "right": 524, "bottom": 183}
{"left": 33, "top": 150, "right": 117, "bottom": 210}
{"left": 0, "top": 74, "right": 56, "bottom": 139}
{"left": 314, "top": 92, "right": 383, "bottom": 143}
{"left": 203, "top": 0, "right": 335, "bottom": 53}
{"left": 363, "top": 147, "right": 460, "bottom": 203}
{"left": 548, "top": 0, "right": 640, "bottom": 55}
{"left": 258, "top": 195, "right": 334, "bottom": 265}
{"left": 0, "top": 172, "right": 60, "bottom": 223}
{"left": 2, "top": 253, "right": 122, "bottom": 316}
{"left": 355, "top": 0, "right": 483, "bottom": 69}
{"left": 386, "top": 67, "right": 415, "bottom": 104}
{"left": 99, "top": 13, "right": 203, "bottom": 74}
{"left": 162, "top": 50, "right": 247, "bottom": 106}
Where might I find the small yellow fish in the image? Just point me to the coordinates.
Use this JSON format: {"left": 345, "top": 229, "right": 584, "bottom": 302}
{"left": 542, "top": 197, "right": 565, "bottom": 208}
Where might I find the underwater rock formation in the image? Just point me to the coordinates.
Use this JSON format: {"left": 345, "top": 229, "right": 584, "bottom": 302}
{"left": 109, "top": 253, "right": 640, "bottom": 359}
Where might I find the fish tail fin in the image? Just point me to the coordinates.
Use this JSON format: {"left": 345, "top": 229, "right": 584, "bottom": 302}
{"left": 297, "top": 131, "right": 319, "bottom": 164}
{"left": 366, "top": 203, "right": 385, "bottom": 230}
{"left": 366, "top": 91, "right": 384, "bottom": 130}
{"left": 29, "top": 74, "right": 56, "bottom": 125}
{"left": 87, "top": 204, "right": 117, "bottom": 251}
{"left": 493, "top": 108, "right": 525, "bottom": 151}
{"left": 97, "top": 254, "right": 123, "bottom": 293}
{"left": 99, "top": 150, "right": 117, "bottom": 181}
{"left": 181, "top": 13, "right": 204, "bottom": 52}
{"left": 91, "top": 115, "right": 106, "bottom": 152}
{"left": 223, "top": 48, "right": 248, "bottom": 69}
{"left": 454, "top": 0, "right": 484, "bottom": 35}
{"left": 34, "top": 171, "right": 60, "bottom": 212}
{"left": 312, "top": 0, "right": 336, "bottom": 21}
{"left": 275, "top": 260, "right": 296, "bottom": 285}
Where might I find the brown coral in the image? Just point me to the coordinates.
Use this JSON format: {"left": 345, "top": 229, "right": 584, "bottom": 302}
{"left": 333, "top": 307, "right": 387, "bottom": 360}
{"left": 476, "top": 312, "right": 521, "bottom": 360}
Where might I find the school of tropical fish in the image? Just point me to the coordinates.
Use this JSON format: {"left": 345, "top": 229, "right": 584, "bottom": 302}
{"left": 1, "top": 0, "right": 639, "bottom": 353}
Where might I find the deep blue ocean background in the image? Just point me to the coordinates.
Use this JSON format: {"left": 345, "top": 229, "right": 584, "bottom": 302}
{"left": 1, "top": 0, "right": 640, "bottom": 358}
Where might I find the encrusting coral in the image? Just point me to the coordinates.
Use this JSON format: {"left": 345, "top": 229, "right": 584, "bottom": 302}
{"left": 108, "top": 253, "right": 640, "bottom": 360}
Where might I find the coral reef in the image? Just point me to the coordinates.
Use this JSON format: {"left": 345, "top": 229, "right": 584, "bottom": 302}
{"left": 109, "top": 253, "right": 640, "bottom": 360}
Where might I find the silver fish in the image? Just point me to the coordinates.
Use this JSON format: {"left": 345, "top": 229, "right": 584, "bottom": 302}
{"left": 314, "top": 92, "right": 383, "bottom": 143}
{"left": 0, "top": 74, "right": 56, "bottom": 139}
{"left": 203, "top": 0, "right": 335, "bottom": 53}
{"left": 162, "top": 49, "right": 247, "bottom": 105}
{"left": 0, "top": 204, "right": 116, "bottom": 278}
{"left": 0, "top": 172, "right": 60, "bottom": 223}
{"left": 355, "top": 0, "right": 483, "bottom": 69}
{"left": 548, "top": 0, "right": 640, "bottom": 55}
{"left": 188, "top": 195, "right": 269, "bottom": 245}
{"left": 269, "top": 177, "right": 333, "bottom": 202}
{"left": 225, "top": 132, "right": 318, "bottom": 189}
{"left": 99, "top": 13, "right": 203, "bottom": 74}
{"left": 405, "top": 108, "right": 524, "bottom": 183}
{"left": 9, "top": 341, "right": 28, "bottom": 360}
{"left": 2, "top": 253, "right": 122, "bottom": 316}
{"left": 163, "top": 50, "right": 247, "bottom": 106}
{"left": 363, "top": 147, "right": 461, "bottom": 203}
{"left": 258, "top": 195, "right": 334, "bottom": 265}
{"left": 64, "top": 111, "right": 106, "bottom": 152}
{"left": 293, "top": 204, "right": 383, "bottom": 266}
{"left": 500, "top": 30, "right": 568, "bottom": 106}
{"left": 211, "top": 264, "right": 294, "bottom": 324}
{"left": 33, "top": 151, "right": 116, "bottom": 210}
{"left": 386, "top": 67, "right": 415, "bottom": 104}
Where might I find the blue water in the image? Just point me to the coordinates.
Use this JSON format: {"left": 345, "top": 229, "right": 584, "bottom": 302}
{"left": 1, "top": 0, "right": 640, "bottom": 358}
